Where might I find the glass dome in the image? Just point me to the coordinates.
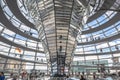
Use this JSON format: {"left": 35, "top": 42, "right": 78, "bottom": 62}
{"left": 0, "top": 0, "right": 120, "bottom": 79}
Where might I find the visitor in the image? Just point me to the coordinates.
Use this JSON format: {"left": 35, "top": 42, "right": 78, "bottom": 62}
{"left": 118, "top": 71, "right": 120, "bottom": 77}
{"left": 10, "top": 72, "right": 13, "bottom": 78}
{"left": 66, "top": 75, "right": 69, "bottom": 80}
{"left": 12, "top": 75, "right": 17, "bottom": 80}
{"left": 0, "top": 72, "right": 5, "bottom": 80}
{"left": 93, "top": 72, "right": 96, "bottom": 80}
{"left": 80, "top": 75, "right": 86, "bottom": 80}
{"left": 22, "top": 72, "right": 28, "bottom": 80}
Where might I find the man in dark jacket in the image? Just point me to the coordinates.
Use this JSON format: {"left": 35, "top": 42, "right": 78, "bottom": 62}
{"left": 0, "top": 72, "right": 5, "bottom": 80}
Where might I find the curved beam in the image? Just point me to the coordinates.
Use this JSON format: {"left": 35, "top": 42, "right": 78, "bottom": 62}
{"left": 78, "top": 32, "right": 120, "bottom": 45}
{"left": 72, "top": 65, "right": 120, "bottom": 69}
{"left": 0, "top": 6, "right": 40, "bottom": 42}
{"left": 87, "top": 0, "right": 116, "bottom": 23}
{"left": 5, "top": 0, "right": 36, "bottom": 30}
{"left": 74, "top": 50, "right": 120, "bottom": 56}
{"left": 82, "top": 13, "right": 120, "bottom": 34}
{"left": 0, "top": 52, "right": 46, "bottom": 64}
{"left": 76, "top": 0, "right": 88, "bottom": 7}
{"left": 0, "top": 35, "right": 44, "bottom": 53}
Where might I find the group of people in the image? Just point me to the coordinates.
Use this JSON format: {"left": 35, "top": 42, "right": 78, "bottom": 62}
{"left": 66, "top": 75, "right": 86, "bottom": 80}
{"left": 80, "top": 75, "right": 86, "bottom": 80}
{"left": 0, "top": 72, "right": 5, "bottom": 80}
